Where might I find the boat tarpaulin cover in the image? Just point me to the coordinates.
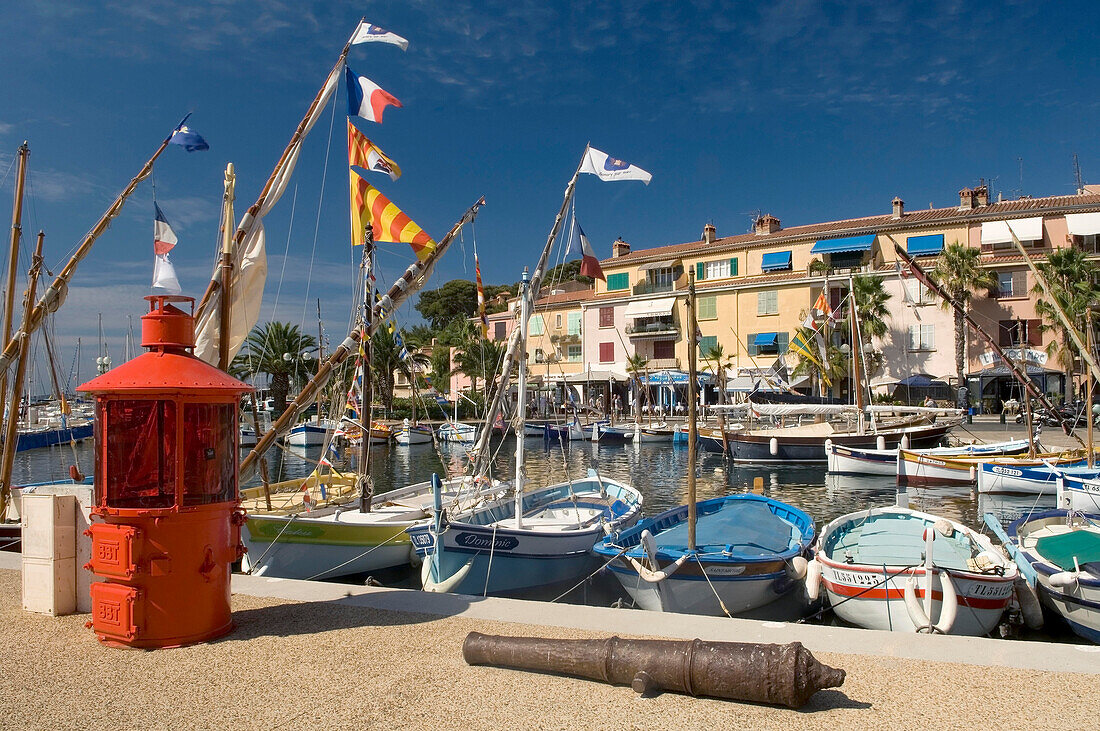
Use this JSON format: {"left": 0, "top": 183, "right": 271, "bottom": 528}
{"left": 1035, "top": 531, "right": 1100, "bottom": 571}
{"left": 810, "top": 234, "right": 875, "bottom": 254}
{"left": 760, "top": 251, "right": 792, "bottom": 271}
{"left": 748, "top": 401, "right": 858, "bottom": 416}
{"left": 906, "top": 234, "right": 944, "bottom": 256}
{"left": 981, "top": 217, "right": 1043, "bottom": 245}
{"left": 656, "top": 499, "right": 798, "bottom": 557}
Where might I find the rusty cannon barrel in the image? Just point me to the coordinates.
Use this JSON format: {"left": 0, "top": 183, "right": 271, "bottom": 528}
{"left": 462, "top": 632, "right": 845, "bottom": 709}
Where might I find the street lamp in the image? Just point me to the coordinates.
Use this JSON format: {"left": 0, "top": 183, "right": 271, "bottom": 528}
{"left": 95, "top": 355, "right": 112, "bottom": 375}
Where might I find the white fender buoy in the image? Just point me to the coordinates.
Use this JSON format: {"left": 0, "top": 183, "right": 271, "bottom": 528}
{"left": 904, "top": 569, "right": 958, "bottom": 634}
{"left": 969, "top": 464, "right": 977, "bottom": 481}
{"left": 901, "top": 434, "right": 910, "bottom": 450}
{"left": 769, "top": 437, "right": 779, "bottom": 456}
{"left": 935, "top": 570, "right": 958, "bottom": 634}
{"left": 903, "top": 573, "right": 929, "bottom": 631}
{"left": 787, "top": 555, "right": 808, "bottom": 580}
{"left": 1014, "top": 577, "right": 1044, "bottom": 629}
{"left": 422, "top": 556, "right": 474, "bottom": 593}
{"left": 626, "top": 554, "right": 689, "bottom": 583}
{"left": 934, "top": 519, "right": 955, "bottom": 538}
{"left": 876, "top": 435, "right": 886, "bottom": 451}
{"left": 408, "top": 543, "right": 423, "bottom": 568}
{"left": 804, "top": 558, "right": 822, "bottom": 601}
{"left": 1049, "top": 571, "right": 1080, "bottom": 589}
{"left": 240, "top": 552, "right": 252, "bottom": 574}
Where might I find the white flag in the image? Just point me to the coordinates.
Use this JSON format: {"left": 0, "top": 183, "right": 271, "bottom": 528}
{"left": 579, "top": 146, "right": 652, "bottom": 184}
{"left": 350, "top": 21, "right": 409, "bottom": 51}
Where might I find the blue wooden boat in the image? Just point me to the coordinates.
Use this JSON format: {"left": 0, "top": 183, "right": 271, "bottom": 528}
{"left": 13, "top": 421, "right": 94, "bottom": 451}
{"left": 592, "top": 494, "right": 814, "bottom": 616}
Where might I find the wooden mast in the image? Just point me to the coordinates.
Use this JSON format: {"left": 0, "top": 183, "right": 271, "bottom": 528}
{"left": 358, "top": 226, "right": 374, "bottom": 512}
{"left": 687, "top": 267, "right": 698, "bottom": 551}
{"left": 1088, "top": 309, "right": 1095, "bottom": 468}
{"left": 217, "top": 163, "right": 236, "bottom": 371}
{"left": 0, "top": 231, "right": 44, "bottom": 519}
{"left": 1, "top": 143, "right": 28, "bottom": 409}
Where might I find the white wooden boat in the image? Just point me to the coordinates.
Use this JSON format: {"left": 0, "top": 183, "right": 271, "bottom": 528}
{"left": 1057, "top": 473, "right": 1100, "bottom": 514}
{"left": 437, "top": 421, "right": 476, "bottom": 444}
{"left": 285, "top": 418, "right": 342, "bottom": 446}
{"left": 897, "top": 448, "right": 1080, "bottom": 486}
{"left": 395, "top": 421, "right": 433, "bottom": 445}
{"left": 1008, "top": 510, "right": 1100, "bottom": 644}
{"left": 977, "top": 459, "right": 1097, "bottom": 496}
{"left": 828, "top": 438, "right": 1031, "bottom": 476}
{"left": 632, "top": 423, "right": 674, "bottom": 443}
{"left": 809, "top": 506, "right": 1018, "bottom": 635}
{"left": 593, "top": 494, "right": 814, "bottom": 616}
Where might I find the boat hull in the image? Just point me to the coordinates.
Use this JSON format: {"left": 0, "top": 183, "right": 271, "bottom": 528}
{"left": 13, "top": 422, "right": 94, "bottom": 452}
{"left": 829, "top": 439, "right": 1032, "bottom": 477}
{"left": 728, "top": 422, "right": 950, "bottom": 464}
{"left": 978, "top": 461, "right": 1096, "bottom": 495}
{"left": 285, "top": 421, "right": 339, "bottom": 446}
{"left": 1059, "top": 474, "right": 1100, "bottom": 513}
{"left": 395, "top": 426, "right": 433, "bottom": 445}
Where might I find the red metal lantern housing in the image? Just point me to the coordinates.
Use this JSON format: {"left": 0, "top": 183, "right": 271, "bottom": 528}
{"left": 78, "top": 295, "right": 251, "bottom": 648}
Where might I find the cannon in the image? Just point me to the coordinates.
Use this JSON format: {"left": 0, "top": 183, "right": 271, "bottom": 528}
{"left": 462, "top": 632, "right": 845, "bottom": 709}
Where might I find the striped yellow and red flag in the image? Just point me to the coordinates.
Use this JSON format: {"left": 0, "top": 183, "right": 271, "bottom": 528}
{"left": 348, "top": 121, "right": 401, "bottom": 181}
{"left": 475, "top": 252, "right": 488, "bottom": 339}
{"left": 349, "top": 172, "right": 436, "bottom": 260}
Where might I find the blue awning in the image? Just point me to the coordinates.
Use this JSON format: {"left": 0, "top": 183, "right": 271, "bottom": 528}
{"left": 811, "top": 234, "right": 875, "bottom": 254}
{"left": 753, "top": 332, "right": 778, "bottom": 347}
{"left": 760, "top": 251, "right": 792, "bottom": 271}
{"left": 907, "top": 233, "right": 944, "bottom": 256}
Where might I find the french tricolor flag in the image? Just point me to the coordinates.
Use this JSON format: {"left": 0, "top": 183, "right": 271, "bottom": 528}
{"left": 152, "top": 203, "right": 182, "bottom": 294}
{"left": 564, "top": 213, "right": 605, "bottom": 281}
{"left": 344, "top": 64, "right": 402, "bottom": 123}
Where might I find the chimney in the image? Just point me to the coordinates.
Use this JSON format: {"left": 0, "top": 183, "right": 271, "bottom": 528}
{"left": 891, "top": 196, "right": 904, "bottom": 219}
{"left": 958, "top": 187, "right": 974, "bottom": 210}
{"left": 754, "top": 214, "right": 781, "bottom": 235}
{"left": 702, "top": 223, "right": 716, "bottom": 245}
{"left": 611, "top": 237, "right": 631, "bottom": 258}
{"left": 974, "top": 185, "right": 989, "bottom": 206}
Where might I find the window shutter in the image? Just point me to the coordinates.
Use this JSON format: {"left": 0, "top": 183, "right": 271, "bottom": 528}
{"left": 777, "top": 332, "right": 789, "bottom": 353}
{"left": 696, "top": 262, "right": 705, "bottom": 280}
{"left": 1014, "top": 271, "right": 1027, "bottom": 295}
{"left": 730, "top": 258, "right": 738, "bottom": 276}
{"left": 1027, "top": 319, "right": 1042, "bottom": 346}
{"left": 747, "top": 334, "right": 758, "bottom": 356}
{"left": 599, "top": 342, "right": 615, "bottom": 362}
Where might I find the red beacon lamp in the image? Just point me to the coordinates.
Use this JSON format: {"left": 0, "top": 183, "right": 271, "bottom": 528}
{"left": 78, "top": 295, "right": 251, "bottom": 648}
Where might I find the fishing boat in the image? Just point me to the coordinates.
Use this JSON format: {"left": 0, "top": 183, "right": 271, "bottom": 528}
{"left": 633, "top": 423, "right": 675, "bottom": 443}
{"left": 593, "top": 268, "right": 814, "bottom": 616}
{"left": 394, "top": 419, "right": 433, "bottom": 445}
{"left": 437, "top": 420, "right": 476, "bottom": 444}
{"left": 977, "top": 460, "right": 1099, "bottom": 496}
{"left": 593, "top": 494, "right": 814, "bottom": 615}
{"left": 10, "top": 415, "right": 94, "bottom": 451}
{"left": 809, "top": 505, "right": 1018, "bottom": 635}
{"left": 545, "top": 415, "right": 587, "bottom": 442}
{"left": 285, "top": 417, "right": 342, "bottom": 446}
{"left": 1056, "top": 473, "right": 1100, "bottom": 514}
{"left": 241, "top": 470, "right": 501, "bottom": 580}
{"left": 828, "top": 438, "right": 1031, "bottom": 476}
{"left": 898, "top": 448, "right": 1083, "bottom": 487}
{"left": 1008, "top": 509, "right": 1100, "bottom": 643}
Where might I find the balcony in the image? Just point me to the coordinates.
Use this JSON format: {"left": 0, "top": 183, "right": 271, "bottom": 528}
{"left": 548, "top": 332, "right": 580, "bottom": 346}
{"left": 648, "top": 357, "right": 680, "bottom": 370}
{"left": 633, "top": 280, "right": 674, "bottom": 295}
{"left": 625, "top": 320, "right": 679, "bottom": 339}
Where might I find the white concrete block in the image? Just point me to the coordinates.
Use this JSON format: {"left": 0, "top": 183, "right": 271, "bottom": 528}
{"left": 22, "top": 555, "right": 77, "bottom": 616}
{"left": 20, "top": 494, "right": 76, "bottom": 560}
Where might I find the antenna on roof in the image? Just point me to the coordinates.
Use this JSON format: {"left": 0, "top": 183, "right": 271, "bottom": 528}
{"left": 1074, "top": 153, "right": 1085, "bottom": 194}
{"left": 1016, "top": 157, "right": 1025, "bottom": 198}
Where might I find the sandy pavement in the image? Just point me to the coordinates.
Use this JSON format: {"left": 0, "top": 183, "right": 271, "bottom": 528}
{"left": 2, "top": 569, "right": 1098, "bottom": 730}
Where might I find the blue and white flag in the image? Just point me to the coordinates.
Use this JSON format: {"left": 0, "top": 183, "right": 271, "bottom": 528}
{"left": 345, "top": 64, "right": 402, "bottom": 123}
{"left": 152, "top": 203, "right": 182, "bottom": 294}
{"left": 169, "top": 116, "right": 209, "bottom": 152}
{"left": 579, "top": 146, "right": 651, "bottom": 184}
{"left": 350, "top": 21, "right": 409, "bottom": 51}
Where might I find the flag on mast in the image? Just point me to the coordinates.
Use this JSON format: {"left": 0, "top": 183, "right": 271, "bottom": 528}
{"left": 350, "top": 173, "right": 435, "bottom": 260}
{"left": 350, "top": 21, "right": 409, "bottom": 50}
{"left": 475, "top": 252, "right": 488, "bottom": 339}
{"left": 151, "top": 203, "right": 182, "bottom": 294}
{"left": 348, "top": 121, "right": 401, "bottom": 181}
{"left": 344, "top": 64, "right": 402, "bottom": 123}
{"left": 563, "top": 212, "right": 605, "bottom": 281}
{"left": 579, "top": 146, "right": 652, "bottom": 184}
{"left": 168, "top": 114, "right": 209, "bottom": 152}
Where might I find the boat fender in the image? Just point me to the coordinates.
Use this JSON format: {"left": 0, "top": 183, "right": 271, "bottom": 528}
{"left": 787, "top": 556, "right": 808, "bottom": 581}
{"left": 1048, "top": 571, "right": 1080, "bottom": 589}
{"left": 625, "top": 554, "right": 689, "bottom": 583}
{"left": 1013, "top": 576, "right": 1044, "bottom": 629}
{"left": 422, "top": 557, "right": 473, "bottom": 593}
{"left": 804, "top": 559, "right": 822, "bottom": 601}
{"left": 876, "top": 436, "right": 885, "bottom": 451}
{"left": 408, "top": 543, "right": 423, "bottom": 568}
{"left": 769, "top": 437, "right": 778, "bottom": 456}
{"left": 901, "top": 435, "right": 910, "bottom": 450}
{"left": 933, "top": 519, "right": 955, "bottom": 538}
{"left": 904, "top": 570, "right": 958, "bottom": 634}
{"left": 969, "top": 464, "right": 977, "bottom": 481}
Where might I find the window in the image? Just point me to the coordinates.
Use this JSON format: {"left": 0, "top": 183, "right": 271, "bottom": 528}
{"left": 599, "top": 342, "right": 615, "bottom": 362}
{"left": 829, "top": 251, "right": 864, "bottom": 270}
{"left": 996, "top": 270, "right": 1027, "bottom": 298}
{"left": 908, "top": 325, "right": 935, "bottom": 351}
{"left": 599, "top": 306, "right": 614, "bottom": 327}
{"left": 698, "top": 335, "right": 717, "bottom": 357}
{"left": 653, "top": 340, "right": 675, "bottom": 359}
{"left": 704, "top": 260, "right": 730, "bottom": 279}
{"left": 555, "top": 314, "right": 562, "bottom": 329}
{"left": 1076, "top": 234, "right": 1100, "bottom": 254}
{"left": 567, "top": 312, "right": 581, "bottom": 335}
{"left": 903, "top": 278, "right": 936, "bottom": 305}
{"left": 534, "top": 347, "right": 545, "bottom": 362}
{"left": 182, "top": 403, "right": 236, "bottom": 506}
{"left": 606, "top": 272, "right": 629, "bottom": 291}
{"left": 529, "top": 315, "right": 544, "bottom": 336}
{"left": 101, "top": 400, "right": 177, "bottom": 509}
{"left": 494, "top": 321, "right": 506, "bottom": 340}
{"left": 650, "top": 267, "right": 674, "bottom": 288}
{"left": 999, "top": 319, "right": 1042, "bottom": 347}
{"left": 757, "top": 290, "right": 778, "bottom": 315}
{"left": 697, "top": 296, "right": 717, "bottom": 320}
{"left": 567, "top": 345, "right": 582, "bottom": 362}
{"left": 747, "top": 332, "right": 787, "bottom": 356}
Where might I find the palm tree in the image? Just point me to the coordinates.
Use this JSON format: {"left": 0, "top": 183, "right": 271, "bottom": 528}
{"left": 625, "top": 352, "right": 649, "bottom": 422}
{"left": 928, "top": 242, "right": 996, "bottom": 403}
{"left": 852, "top": 275, "right": 890, "bottom": 341}
{"left": 790, "top": 329, "right": 849, "bottom": 397}
{"left": 235, "top": 322, "right": 317, "bottom": 414}
{"left": 428, "top": 345, "right": 454, "bottom": 394}
{"left": 1032, "top": 247, "right": 1099, "bottom": 401}
{"left": 701, "top": 342, "right": 734, "bottom": 405}
{"left": 455, "top": 336, "right": 505, "bottom": 396}
{"left": 371, "top": 328, "right": 430, "bottom": 417}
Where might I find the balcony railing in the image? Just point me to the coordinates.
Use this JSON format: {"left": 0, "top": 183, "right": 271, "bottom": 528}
{"left": 625, "top": 321, "right": 678, "bottom": 338}
{"left": 647, "top": 357, "right": 680, "bottom": 369}
{"left": 632, "top": 280, "right": 674, "bottom": 295}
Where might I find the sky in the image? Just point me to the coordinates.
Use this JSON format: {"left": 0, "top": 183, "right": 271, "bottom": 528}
{"left": 0, "top": 0, "right": 1098, "bottom": 388}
